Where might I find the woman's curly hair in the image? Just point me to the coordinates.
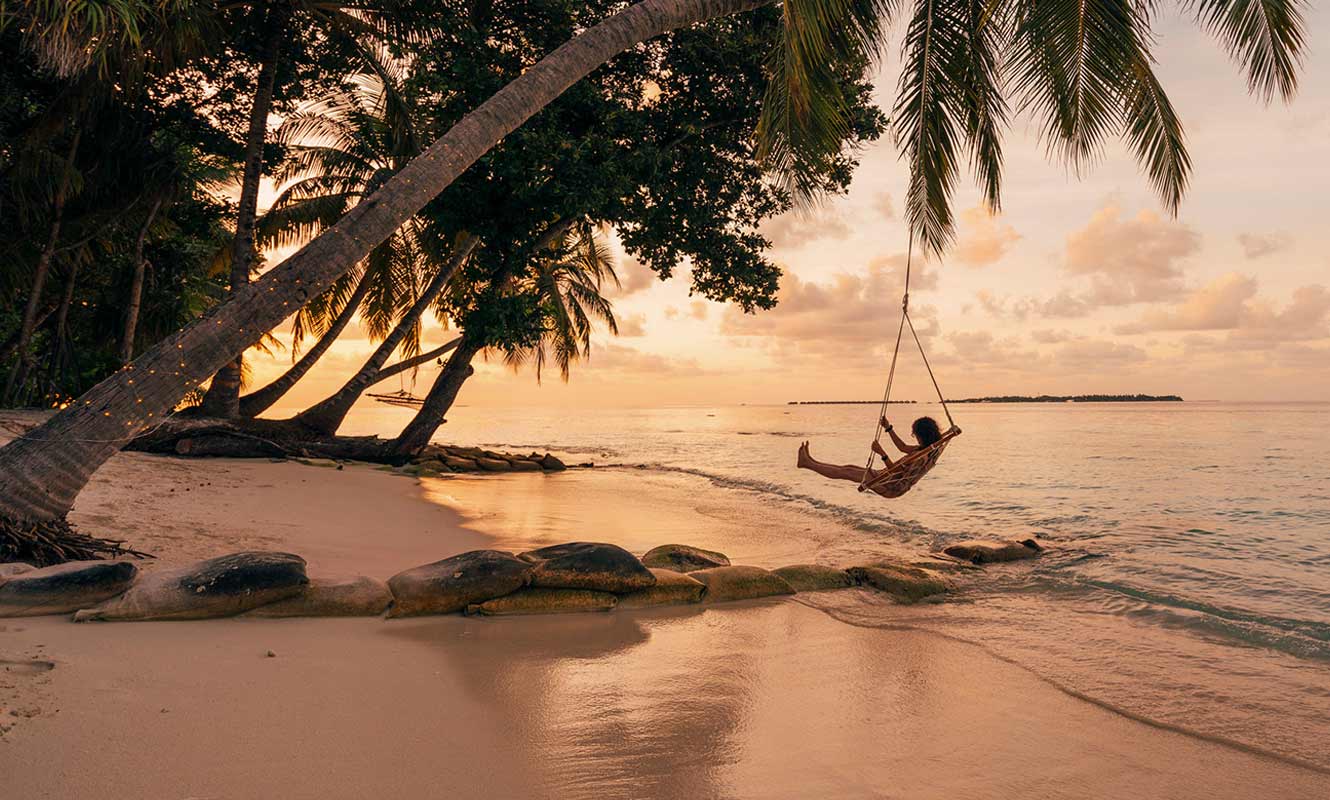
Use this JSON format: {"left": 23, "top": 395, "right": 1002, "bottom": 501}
{"left": 912, "top": 416, "right": 943, "bottom": 447}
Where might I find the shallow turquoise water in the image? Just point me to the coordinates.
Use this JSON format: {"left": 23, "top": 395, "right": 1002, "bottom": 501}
{"left": 348, "top": 401, "right": 1330, "bottom": 769}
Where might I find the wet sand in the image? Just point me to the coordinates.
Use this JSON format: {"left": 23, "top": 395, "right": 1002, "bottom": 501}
{"left": 2, "top": 446, "right": 1328, "bottom": 797}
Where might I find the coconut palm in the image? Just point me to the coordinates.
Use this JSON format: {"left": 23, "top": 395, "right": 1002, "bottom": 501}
{"left": 0, "top": 0, "right": 1308, "bottom": 557}
{"left": 198, "top": 0, "right": 422, "bottom": 417}
{"left": 388, "top": 222, "right": 619, "bottom": 456}
{"left": 237, "top": 71, "right": 432, "bottom": 417}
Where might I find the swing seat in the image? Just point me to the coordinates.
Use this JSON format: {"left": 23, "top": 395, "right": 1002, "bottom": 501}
{"left": 859, "top": 427, "right": 960, "bottom": 498}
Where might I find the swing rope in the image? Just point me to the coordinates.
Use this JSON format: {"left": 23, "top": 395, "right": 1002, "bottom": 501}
{"left": 857, "top": 234, "right": 959, "bottom": 492}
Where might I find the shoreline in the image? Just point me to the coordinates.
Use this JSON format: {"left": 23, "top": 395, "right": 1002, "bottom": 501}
{"left": 2, "top": 443, "right": 1329, "bottom": 796}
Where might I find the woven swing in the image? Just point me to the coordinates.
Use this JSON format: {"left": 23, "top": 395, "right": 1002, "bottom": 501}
{"left": 856, "top": 236, "right": 960, "bottom": 499}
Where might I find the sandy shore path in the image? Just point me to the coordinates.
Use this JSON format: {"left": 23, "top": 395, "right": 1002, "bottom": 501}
{"left": 2, "top": 449, "right": 1328, "bottom": 798}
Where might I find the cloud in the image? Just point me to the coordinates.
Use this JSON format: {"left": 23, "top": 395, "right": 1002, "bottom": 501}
{"left": 1117, "top": 273, "right": 1257, "bottom": 333}
{"left": 955, "top": 207, "right": 1020, "bottom": 267}
{"left": 1031, "top": 328, "right": 1075, "bottom": 344}
{"left": 687, "top": 301, "right": 708, "bottom": 320}
{"left": 1237, "top": 232, "right": 1292, "bottom": 259}
{"left": 721, "top": 256, "right": 938, "bottom": 366}
{"left": 872, "top": 192, "right": 895, "bottom": 221}
{"left": 1055, "top": 339, "right": 1148, "bottom": 369}
{"left": 617, "top": 313, "right": 647, "bottom": 337}
{"left": 1118, "top": 275, "right": 1330, "bottom": 345}
{"left": 612, "top": 254, "right": 657, "bottom": 296}
{"left": 760, "top": 205, "right": 853, "bottom": 250}
{"left": 1064, "top": 205, "right": 1200, "bottom": 305}
{"left": 587, "top": 342, "right": 703, "bottom": 375}
{"left": 974, "top": 289, "right": 1091, "bottom": 321}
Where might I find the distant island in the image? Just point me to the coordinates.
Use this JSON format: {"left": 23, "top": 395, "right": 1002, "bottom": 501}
{"left": 951, "top": 394, "right": 1183, "bottom": 403}
{"left": 788, "top": 400, "right": 918, "bottom": 405}
{"left": 788, "top": 394, "right": 1182, "bottom": 405}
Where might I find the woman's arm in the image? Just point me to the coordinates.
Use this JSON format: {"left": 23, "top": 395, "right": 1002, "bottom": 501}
{"left": 880, "top": 417, "right": 920, "bottom": 454}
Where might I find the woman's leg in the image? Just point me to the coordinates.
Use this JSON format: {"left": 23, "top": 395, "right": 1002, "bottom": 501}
{"left": 798, "top": 442, "right": 869, "bottom": 483}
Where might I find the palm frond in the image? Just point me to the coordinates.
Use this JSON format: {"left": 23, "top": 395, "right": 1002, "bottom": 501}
{"left": 1189, "top": 0, "right": 1306, "bottom": 101}
{"left": 895, "top": 0, "right": 1009, "bottom": 253}
{"left": 1121, "top": 47, "right": 1191, "bottom": 212}
{"left": 757, "top": 0, "right": 899, "bottom": 202}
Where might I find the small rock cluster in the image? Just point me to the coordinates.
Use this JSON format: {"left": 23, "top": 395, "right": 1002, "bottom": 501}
{"left": 0, "top": 539, "right": 1044, "bottom": 621}
{"left": 396, "top": 445, "right": 568, "bottom": 477}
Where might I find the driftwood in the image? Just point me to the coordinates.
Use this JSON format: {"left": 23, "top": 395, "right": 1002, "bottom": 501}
{"left": 0, "top": 517, "right": 152, "bottom": 568}
{"left": 127, "top": 416, "right": 401, "bottom": 463}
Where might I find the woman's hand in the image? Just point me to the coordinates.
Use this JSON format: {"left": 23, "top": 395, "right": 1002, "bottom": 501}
{"left": 880, "top": 416, "right": 892, "bottom": 431}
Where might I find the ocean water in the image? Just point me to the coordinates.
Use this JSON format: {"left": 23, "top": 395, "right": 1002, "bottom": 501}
{"left": 347, "top": 400, "right": 1330, "bottom": 770}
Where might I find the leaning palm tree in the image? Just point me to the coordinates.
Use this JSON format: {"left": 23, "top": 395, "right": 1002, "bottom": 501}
{"left": 387, "top": 222, "right": 620, "bottom": 456}
{"left": 0, "top": 0, "right": 1308, "bottom": 560}
{"left": 236, "top": 72, "right": 432, "bottom": 417}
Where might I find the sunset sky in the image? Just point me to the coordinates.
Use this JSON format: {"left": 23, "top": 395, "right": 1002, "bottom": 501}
{"left": 250, "top": 6, "right": 1328, "bottom": 414}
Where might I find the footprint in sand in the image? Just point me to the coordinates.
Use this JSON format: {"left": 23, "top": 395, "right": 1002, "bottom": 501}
{"left": 1, "top": 659, "right": 55, "bottom": 675}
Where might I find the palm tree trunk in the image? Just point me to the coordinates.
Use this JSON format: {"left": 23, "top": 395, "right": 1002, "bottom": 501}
{"left": 119, "top": 197, "right": 163, "bottom": 364}
{"left": 372, "top": 336, "right": 462, "bottom": 387}
{"left": 387, "top": 338, "right": 484, "bottom": 457}
{"left": 45, "top": 260, "right": 80, "bottom": 395}
{"left": 199, "top": 3, "right": 293, "bottom": 418}
{"left": 4, "top": 129, "right": 81, "bottom": 404}
{"left": 294, "top": 235, "right": 477, "bottom": 435}
{"left": 237, "top": 271, "right": 374, "bottom": 418}
{"left": 0, "top": 0, "right": 768, "bottom": 523}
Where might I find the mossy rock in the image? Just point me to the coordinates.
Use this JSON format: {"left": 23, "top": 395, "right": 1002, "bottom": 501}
{"left": 847, "top": 562, "right": 951, "bottom": 603}
{"left": 521, "top": 542, "right": 656, "bottom": 593}
{"left": 942, "top": 539, "right": 1044, "bottom": 564}
{"left": 475, "top": 457, "right": 511, "bottom": 472}
{"left": 466, "top": 587, "right": 617, "bottom": 616}
{"left": 443, "top": 456, "right": 478, "bottom": 471}
{"left": 691, "top": 565, "right": 795, "bottom": 603}
{"left": 387, "top": 550, "right": 533, "bottom": 617}
{"left": 772, "top": 564, "right": 854, "bottom": 592}
{"left": 617, "top": 568, "right": 705, "bottom": 608}
{"left": 74, "top": 552, "right": 306, "bottom": 622}
{"left": 540, "top": 453, "right": 567, "bottom": 471}
{"left": 641, "top": 544, "right": 731, "bottom": 573}
{"left": 246, "top": 576, "right": 392, "bottom": 617}
{"left": 1, "top": 560, "right": 139, "bottom": 617}
{"left": 509, "top": 459, "right": 543, "bottom": 472}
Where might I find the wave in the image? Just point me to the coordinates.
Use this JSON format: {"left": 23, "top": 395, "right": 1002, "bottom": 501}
{"left": 608, "top": 462, "right": 935, "bottom": 539}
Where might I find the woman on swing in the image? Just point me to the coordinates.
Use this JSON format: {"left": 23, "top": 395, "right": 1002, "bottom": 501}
{"left": 798, "top": 415, "right": 943, "bottom": 493}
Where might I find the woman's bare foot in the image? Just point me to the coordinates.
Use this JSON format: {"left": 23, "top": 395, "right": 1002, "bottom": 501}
{"left": 797, "top": 441, "right": 813, "bottom": 469}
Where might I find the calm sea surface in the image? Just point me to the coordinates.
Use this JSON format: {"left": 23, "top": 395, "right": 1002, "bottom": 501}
{"left": 347, "top": 400, "right": 1330, "bottom": 769}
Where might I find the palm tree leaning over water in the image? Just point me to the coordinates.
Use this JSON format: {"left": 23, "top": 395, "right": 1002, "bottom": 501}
{"left": 389, "top": 222, "right": 620, "bottom": 456}
{"left": 0, "top": 0, "right": 1308, "bottom": 558}
{"left": 237, "top": 72, "right": 436, "bottom": 418}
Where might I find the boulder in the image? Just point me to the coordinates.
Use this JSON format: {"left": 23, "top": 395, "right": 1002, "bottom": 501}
{"left": 640, "top": 544, "right": 731, "bottom": 573}
{"left": 466, "top": 587, "right": 618, "bottom": 616}
{"left": 73, "top": 552, "right": 306, "bottom": 622}
{"left": 475, "top": 457, "right": 511, "bottom": 472}
{"left": 539, "top": 453, "right": 567, "bottom": 471}
{"left": 772, "top": 564, "right": 854, "bottom": 592}
{"left": 942, "top": 538, "right": 1044, "bottom": 564}
{"left": 848, "top": 562, "right": 951, "bottom": 603}
{"left": 246, "top": 576, "right": 392, "bottom": 617}
{"left": 509, "top": 459, "right": 543, "bottom": 472}
{"left": 0, "top": 562, "right": 37, "bottom": 580}
{"left": 0, "top": 560, "right": 139, "bottom": 617}
{"left": 521, "top": 542, "right": 656, "bottom": 593}
{"left": 617, "top": 568, "right": 706, "bottom": 608}
{"left": 691, "top": 566, "right": 795, "bottom": 603}
{"left": 387, "top": 550, "right": 533, "bottom": 617}
{"left": 443, "top": 456, "right": 478, "bottom": 471}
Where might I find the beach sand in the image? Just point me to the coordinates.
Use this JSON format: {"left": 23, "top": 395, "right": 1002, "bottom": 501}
{"left": 2, "top": 444, "right": 1328, "bottom": 798}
